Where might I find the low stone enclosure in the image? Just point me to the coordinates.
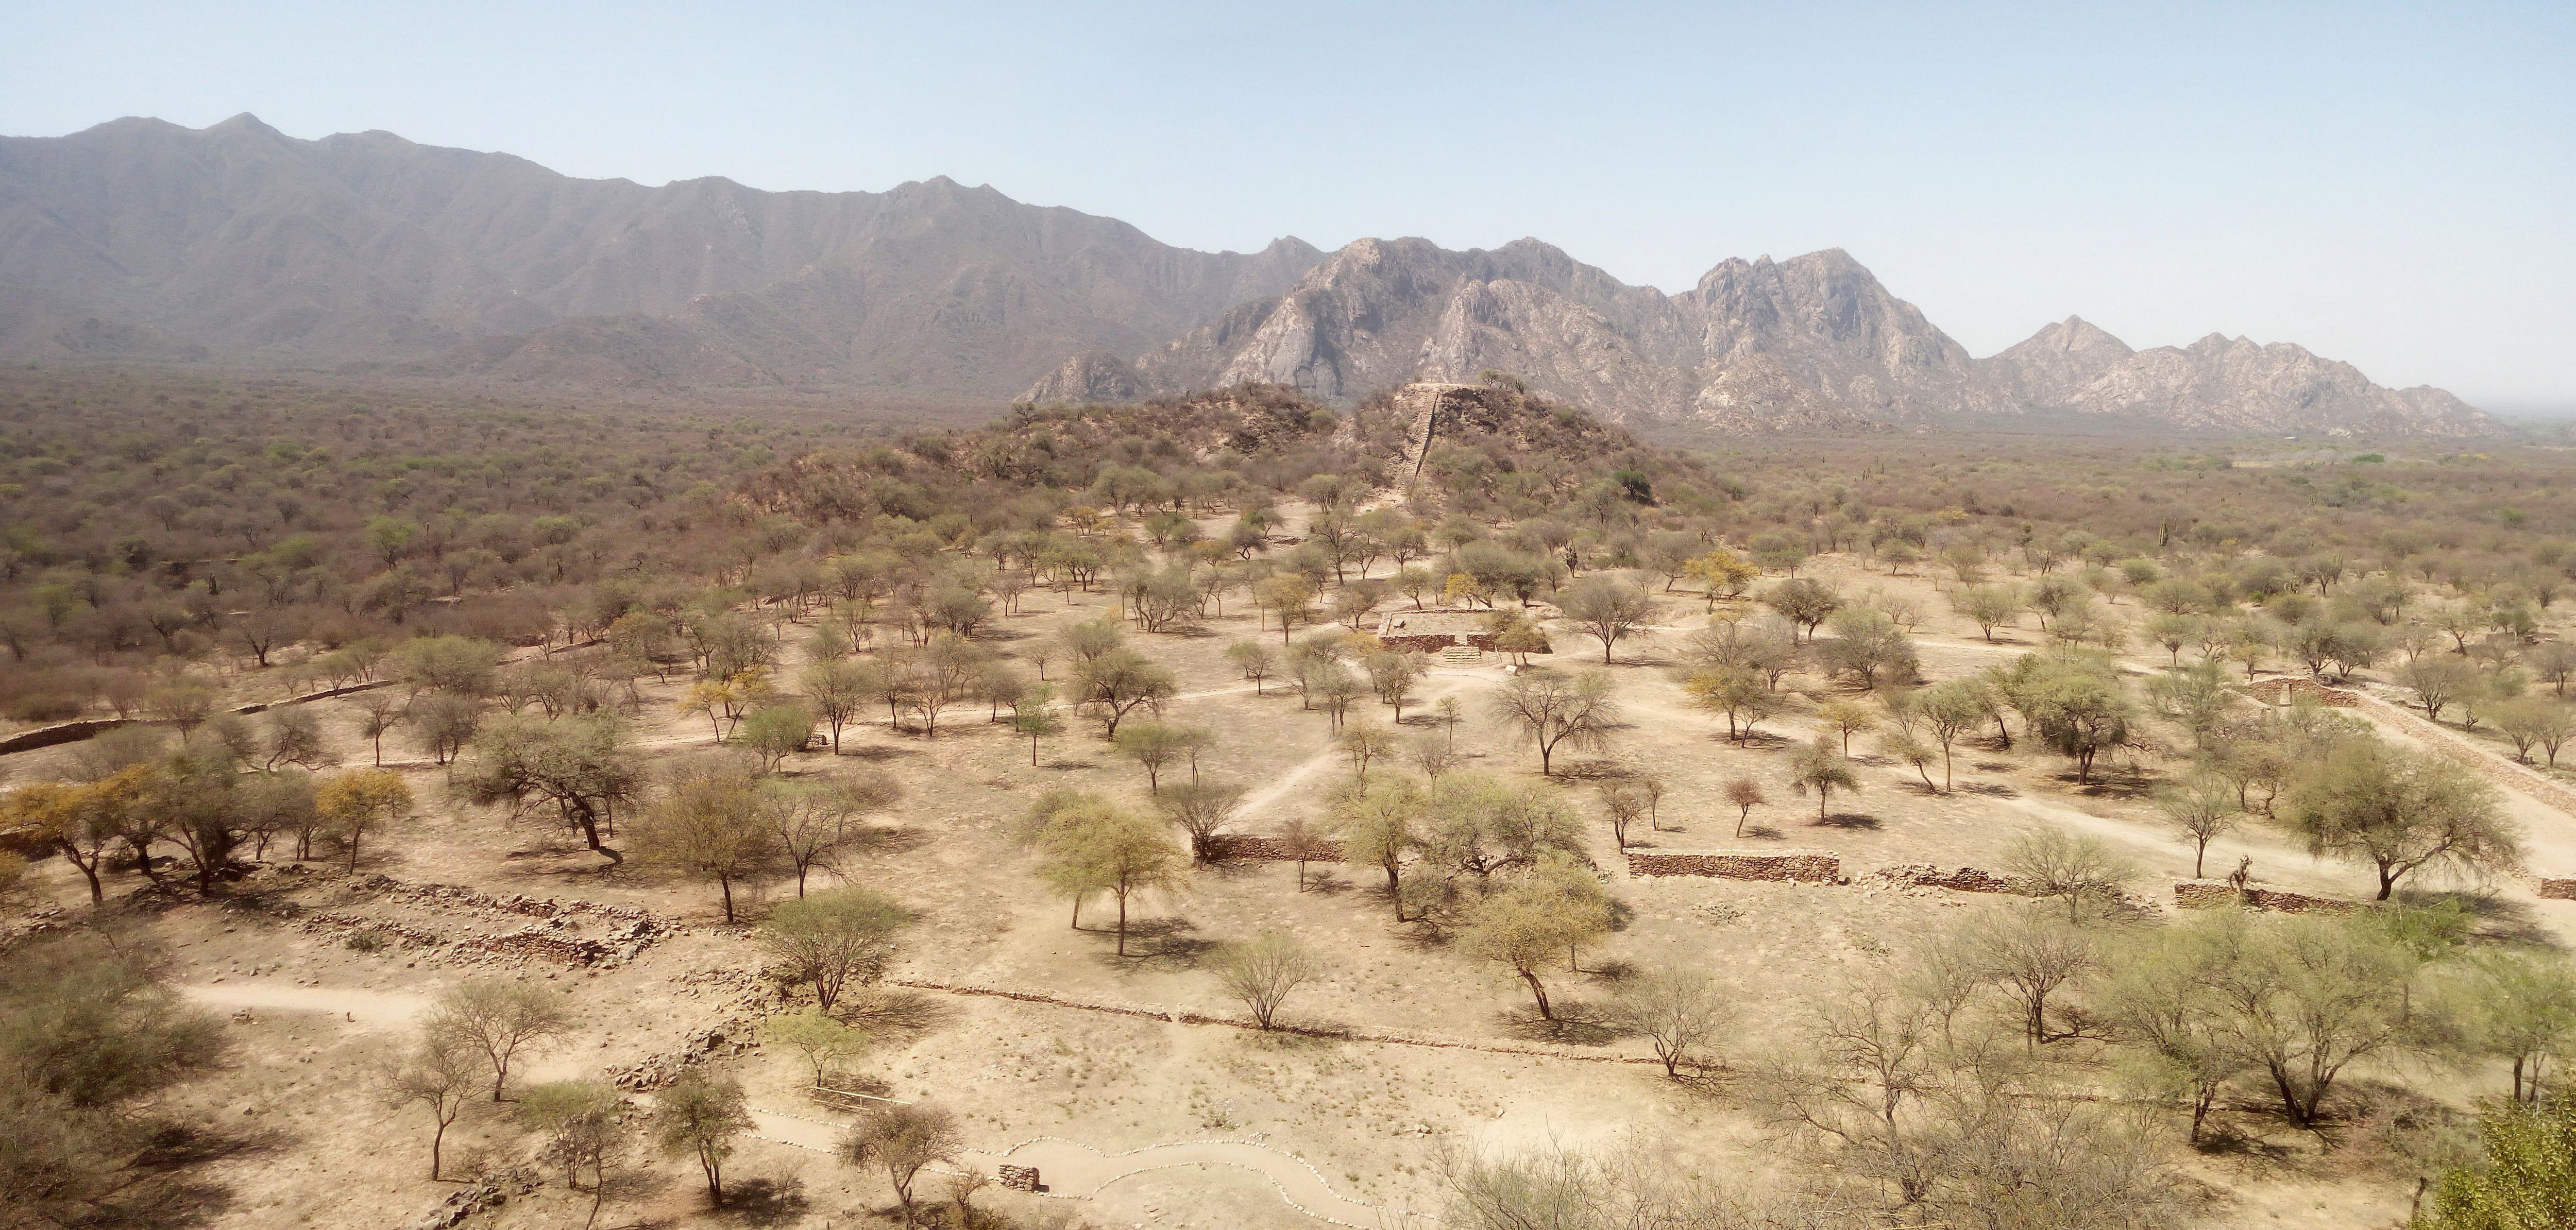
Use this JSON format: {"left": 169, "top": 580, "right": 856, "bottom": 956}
{"left": 276, "top": 869, "right": 669, "bottom": 968}
{"left": 2538, "top": 878, "right": 2576, "bottom": 900}
{"left": 1371, "top": 609, "right": 1549, "bottom": 655}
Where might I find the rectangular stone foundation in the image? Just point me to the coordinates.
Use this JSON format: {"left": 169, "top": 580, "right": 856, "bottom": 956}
{"left": 2538, "top": 878, "right": 2576, "bottom": 901}
{"left": 1628, "top": 850, "right": 1841, "bottom": 882}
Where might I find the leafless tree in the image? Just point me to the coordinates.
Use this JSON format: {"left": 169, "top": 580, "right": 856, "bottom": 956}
{"left": 1210, "top": 932, "right": 1323, "bottom": 1029}
{"left": 1489, "top": 669, "right": 1621, "bottom": 776}
{"left": 1614, "top": 964, "right": 1731, "bottom": 1078}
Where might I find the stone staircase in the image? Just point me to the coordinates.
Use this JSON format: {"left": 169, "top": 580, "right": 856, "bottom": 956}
{"left": 1438, "top": 645, "right": 1483, "bottom": 667}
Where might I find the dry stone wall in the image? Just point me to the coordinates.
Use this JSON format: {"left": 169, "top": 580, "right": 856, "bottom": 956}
{"left": 2173, "top": 879, "right": 2364, "bottom": 914}
{"left": 278, "top": 870, "right": 667, "bottom": 968}
{"left": 1626, "top": 849, "right": 1842, "bottom": 882}
{"left": 2245, "top": 677, "right": 2359, "bottom": 708}
{"left": 1227, "top": 836, "right": 1345, "bottom": 863}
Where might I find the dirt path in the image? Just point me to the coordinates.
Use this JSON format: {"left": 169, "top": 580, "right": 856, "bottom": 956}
{"left": 1233, "top": 672, "right": 1484, "bottom": 824}
{"left": 2343, "top": 699, "right": 2576, "bottom": 886}
{"left": 742, "top": 1106, "right": 1430, "bottom": 1228}
{"left": 178, "top": 982, "right": 1431, "bottom": 1226}
{"left": 1233, "top": 744, "right": 1346, "bottom": 823}
{"left": 181, "top": 981, "right": 432, "bottom": 1029}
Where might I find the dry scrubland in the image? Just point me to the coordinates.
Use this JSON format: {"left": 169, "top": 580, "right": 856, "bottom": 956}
{"left": 3, "top": 370, "right": 2576, "bottom": 1230}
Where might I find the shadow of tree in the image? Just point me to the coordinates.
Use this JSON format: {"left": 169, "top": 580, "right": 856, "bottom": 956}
{"left": 1814, "top": 811, "right": 1882, "bottom": 830}
{"left": 1492, "top": 999, "right": 1629, "bottom": 1046}
{"left": 721, "top": 1176, "right": 811, "bottom": 1226}
{"left": 112, "top": 1120, "right": 290, "bottom": 1230}
{"left": 2397, "top": 887, "right": 2566, "bottom": 949}
{"left": 1298, "top": 871, "right": 1352, "bottom": 896}
{"left": 837, "top": 744, "right": 919, "bottom": 762}
{"left": 834, "top": 988, "right": 961, "bottom": 1042}
{"left": 1666, "top": 1065, "right": 1748, "bottom": 1101}
{"left": 1550, "top": 759, "right": 1630, "bottom": 781}
{"left": 1089, "top": 916, "right": 1213, "bottom": 968}
{"left": 1584, "top": 959, "right": 1638, "bottom": 983}
{"left": 2069, "top": 767, "right": 2158, "bottom": 800}
{"left": 600, "top": 1163, "right": 679, "bottom": 1216}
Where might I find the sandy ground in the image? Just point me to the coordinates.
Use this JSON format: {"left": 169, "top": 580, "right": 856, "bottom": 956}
{"left": 9, "top": 528, "right": 2572, "bottom": 1229}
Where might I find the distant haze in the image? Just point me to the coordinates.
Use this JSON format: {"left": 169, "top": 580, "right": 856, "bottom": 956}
{"left": 6, "top": 2, "right": 2571, "bottom": 406}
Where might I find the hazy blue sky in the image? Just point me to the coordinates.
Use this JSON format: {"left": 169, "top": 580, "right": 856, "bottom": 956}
{"left": 8, "top": 2, "right": 2571, "bottom": 411}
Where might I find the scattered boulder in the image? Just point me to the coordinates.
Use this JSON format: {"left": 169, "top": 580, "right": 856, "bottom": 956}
{"left": 405, "top": 1169, "right": 536, "bottom": 1230}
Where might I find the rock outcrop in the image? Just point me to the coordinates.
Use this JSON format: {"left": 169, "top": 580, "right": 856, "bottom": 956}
{"left": 1980, "top": 324, "right": 2495, "bottom": 436}
{"left": 1028, "top": 240, "right": 2491, "bottom": 437}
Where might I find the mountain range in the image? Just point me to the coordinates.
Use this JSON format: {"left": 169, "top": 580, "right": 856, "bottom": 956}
{"left": 0, "top": 115, "right": 2493, "bottom": 436}
{"left": 1026, "top": 241, "right": 2489, "bottom": 437}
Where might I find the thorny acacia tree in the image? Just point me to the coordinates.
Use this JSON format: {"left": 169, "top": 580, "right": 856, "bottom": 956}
{"left": 842, "top": 1103, "right": 964, "bottom": 1228}
{"left": 457, "top": 713, "right": 646, "bottom": 863}
{"left": 758, "top": 887, "right": 911, "bottom": 1011}
{"left": 1489, "top": 668, "right": 1621, "bottom": 776}
{"left": 655, "top": 1068, "right": 754, "bottom": 1207}
{"left": 2282, "top": 738, "right": 2521, "bottom": 900}
{"left": 427, "top": 978, "right": 575, "bottom": 1102}
{"left": 1029, "top": 793, "right": 1187, "bottom": 956}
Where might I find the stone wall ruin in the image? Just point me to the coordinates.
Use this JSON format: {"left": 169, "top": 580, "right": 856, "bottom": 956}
{"left": 1625, "top": 850, "right": 1842, "bottom": 882}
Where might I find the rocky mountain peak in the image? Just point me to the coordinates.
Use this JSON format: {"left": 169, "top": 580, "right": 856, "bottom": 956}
{"left": 1039, "top": 232, "right": 2491, "bottom": 438}
{"left": 0, "top": 116, "right": 2494, "bottom": 436}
